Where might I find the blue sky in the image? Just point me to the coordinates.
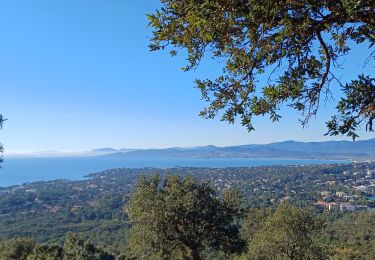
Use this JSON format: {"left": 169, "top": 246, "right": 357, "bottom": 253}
{"left": 0, "top": 0, "right": 373, "bottom": 153}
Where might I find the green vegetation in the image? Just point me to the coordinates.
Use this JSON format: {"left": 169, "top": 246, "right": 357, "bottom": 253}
{"left": 318, "top": 211, "right": 375, "bottom": 259}
{"left": 148, "top": 0, "right": 374, "bottom": 139}
{"left": 127, "top": 175, "right": 244, "bottom": 259}
{"left": 0, "top": 233, "right": 115, "bottom": 260}
{"left": 244, "top": 205, "right": 326, "bottom": 260}
{"left": 1, "top": 163, "right": 375, "bottom": 259}
{"left": 62, "top": 232, "right": 115, "bottom": 260}
{"left": 1, "top": 1, "right": 374, "bottom": 259}
{"left": 0, "top": 238, "right": 35, "bottom": 260}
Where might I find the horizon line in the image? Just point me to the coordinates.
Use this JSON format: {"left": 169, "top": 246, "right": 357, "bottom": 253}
{"left": 4, "top": 137, "right": 373, "bottom": 155}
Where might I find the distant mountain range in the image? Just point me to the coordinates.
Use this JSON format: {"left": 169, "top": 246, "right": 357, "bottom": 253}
{"left": 96, "top": 138, "right": 375, "bottom": 160}
{"left": 7, "top": 139, "right": 374, "bottom": 160}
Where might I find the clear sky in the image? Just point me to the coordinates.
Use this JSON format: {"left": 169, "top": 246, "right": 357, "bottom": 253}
{"left": 0, "top": 0, "right": 373, "bottom": 153}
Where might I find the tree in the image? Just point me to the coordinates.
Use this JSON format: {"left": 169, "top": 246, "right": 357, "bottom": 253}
{"left": 0, "top": 238, "right": 35, "bottom": 260}
{"left": 63, "top": 232, "right": 115, "bottom": 260}
{"left": 127, "top": 174, "right": 244, "bottom": 260}
{"left": 240, "top": 208, "right": 272, "bottom": 242}
{"left": 243, "top": 205, "right": 326, "bottom": 260}
{"left": 148, "top": 0, "right": 374, "bottom": 139}
{"left": 27, "top": 244, "right": 64, "bottom": 260}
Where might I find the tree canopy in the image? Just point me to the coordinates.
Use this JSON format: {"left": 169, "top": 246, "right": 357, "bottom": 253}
{"left": 0, "top": 234, "right": 115, "bottom": 260}
{"left": 243, "top": 205, "right": 326, "bottom": 260}
{"left": 148, "top": 0, "right": 374, "bottom": 139}
{"left": 27, "top": 244, "right": 64, "bottom": 260}
{"left": 126, "top": 174, "right": 244, "bottom": 259}
{"left": 0, "top": 238, "right": 35, "bottom": 260}
{"left": 63, "top": 232, "right": 115, "bottom": 260}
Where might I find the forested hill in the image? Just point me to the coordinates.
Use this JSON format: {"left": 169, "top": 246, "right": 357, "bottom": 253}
{"left": 101, "top": 138, "right": 375, "bottom": 159}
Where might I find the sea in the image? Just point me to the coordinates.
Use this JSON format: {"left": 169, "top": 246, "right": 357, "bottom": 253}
{"left": 0, "top": 156, "right": 348, "bottom": 187}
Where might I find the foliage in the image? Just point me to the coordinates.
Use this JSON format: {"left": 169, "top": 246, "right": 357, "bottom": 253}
{"left": 148, "top": 0, "right": 374, "bottom": 138}
{"left": 27, "top": 244, "right": 64, "bottom": 260}
{"left": 127, "top": 174, "right": 244, "bottom": 259}
{"left": 326, "top": 75, "right": 375, "bottom": 140}
{"left": 1, "top": 164, "right": 375, "bottom": 259}
{"left": 63, "top": 232, "right": 115, "bottom": 260}
{"left": 244, "top": 205, "right": 327, "bottom": 260}
{"left": 0, "top": 234, "right": 115, "bottom": 260}
{"left": 318, "top": 210, "right": 375, "bottom": 260}
{"left": 0, "top": 238, "right": 35, "bottom": 260}
{"left": 0, "top": 170, "right": 131, "bottom": 251}
{"left": 241, "top": 208, "right": 272, "bottom": 242}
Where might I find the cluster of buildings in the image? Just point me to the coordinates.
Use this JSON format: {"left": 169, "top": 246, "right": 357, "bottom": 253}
{"left": 314, "top": 200, "right": 369, "bottom": 212}
{"left": 314, "top": 168, "right": 375, "bottom": 212}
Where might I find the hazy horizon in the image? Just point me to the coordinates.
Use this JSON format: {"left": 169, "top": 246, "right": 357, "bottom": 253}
{"left": 4, "top": 137, "right": 374, "bottom": 155}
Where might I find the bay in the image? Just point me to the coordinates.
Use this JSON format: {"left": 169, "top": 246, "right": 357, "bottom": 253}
{"left": 0, "top": 156, "right": 347, "bottom": 187}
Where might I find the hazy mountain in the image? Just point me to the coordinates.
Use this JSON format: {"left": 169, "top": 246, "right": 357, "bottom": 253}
{"left": 91, "top": 148, "right": 118, "bottom": 153}
{"left": 7, "top": 139, "right": 374, "bottom": 159}
{"left": 101, "top": 138, "right": 375, "bottom": 160}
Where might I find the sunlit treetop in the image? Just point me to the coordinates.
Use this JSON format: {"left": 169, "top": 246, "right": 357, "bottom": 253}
{"left": 148, "top": 0, "right": 374, "bottom": 139}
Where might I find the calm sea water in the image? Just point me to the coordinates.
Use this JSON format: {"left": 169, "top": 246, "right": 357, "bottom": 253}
{"left": 0, "top": 157, "right": 347, "bottom": 187}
